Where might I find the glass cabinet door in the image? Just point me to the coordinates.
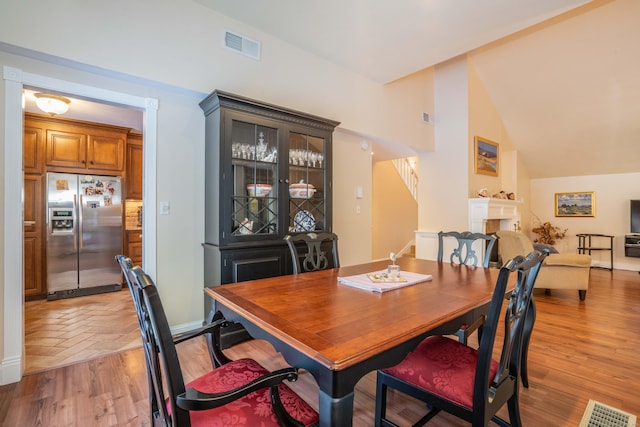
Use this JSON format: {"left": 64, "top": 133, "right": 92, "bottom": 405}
{"left": 230, "top": 120, "right": 279, "bottom": 237}
{"left": 288, "top": 131, "right": 327, "bottom": 233}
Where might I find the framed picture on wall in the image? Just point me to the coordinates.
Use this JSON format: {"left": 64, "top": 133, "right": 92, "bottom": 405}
{"left": 474, "top": 136, "right": 499, "bottom": 177}
{"left": 555, "top": 192, "right": 596, "bottom": 217}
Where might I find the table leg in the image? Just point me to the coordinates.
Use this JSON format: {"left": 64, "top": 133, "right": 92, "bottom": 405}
{"left": 319, "top": 390, "right": 354, "bottom": 427}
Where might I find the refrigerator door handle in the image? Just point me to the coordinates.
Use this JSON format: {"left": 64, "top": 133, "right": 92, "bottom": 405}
{"left": 78, "top": 194, "right": 84, "bottom": 249}
{"left": 72, "top": 195, "right": 77, "bottom": 250}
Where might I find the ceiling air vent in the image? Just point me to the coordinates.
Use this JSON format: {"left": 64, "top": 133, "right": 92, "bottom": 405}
{"left": 224, "top": 30, "right": 261, "bottom": 60}
{"left": 422, "top": 112, "right": 434, "bottom": 125}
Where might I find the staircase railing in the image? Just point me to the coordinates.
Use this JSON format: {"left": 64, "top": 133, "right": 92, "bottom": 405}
{"left": 392, "top": 158, "right": 418, "bottom": 201}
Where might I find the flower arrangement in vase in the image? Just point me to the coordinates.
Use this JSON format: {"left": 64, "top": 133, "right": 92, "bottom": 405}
{"left": 531, "top": 216, "right": 567, "bottom": 245}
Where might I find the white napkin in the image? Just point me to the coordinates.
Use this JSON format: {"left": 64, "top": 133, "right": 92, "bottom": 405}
{"left": 338, "top": 270, "right": 432, "bottom": 293}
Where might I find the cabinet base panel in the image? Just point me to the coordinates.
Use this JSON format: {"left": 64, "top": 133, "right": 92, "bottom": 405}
{"left": 46, "top": 283, "right": 122, "bottom": 301}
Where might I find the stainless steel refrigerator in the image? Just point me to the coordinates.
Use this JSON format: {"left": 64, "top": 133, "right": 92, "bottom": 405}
{"left": 46, "top": 172, "right": 123, "bottom": 300}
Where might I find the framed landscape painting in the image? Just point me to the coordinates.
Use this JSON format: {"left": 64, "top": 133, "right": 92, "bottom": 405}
{"left": 555, "top": 192, "right": 595, "bottom": 217}
{"left": 474, "top": 136, "right": 499, "bottom": 177}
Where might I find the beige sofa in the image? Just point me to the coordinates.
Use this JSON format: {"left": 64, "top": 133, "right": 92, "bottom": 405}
{"left": 496, "top": 230, "right": 591, "bottom": 300}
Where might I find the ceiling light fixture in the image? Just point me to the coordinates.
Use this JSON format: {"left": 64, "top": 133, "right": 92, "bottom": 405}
{"left": 34, "top": 93, "right": 71, "bottom": 116}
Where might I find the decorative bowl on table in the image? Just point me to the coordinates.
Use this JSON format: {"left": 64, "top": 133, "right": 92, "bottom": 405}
{"left": 289, "top": 180, "right": 316, "bottom": 199}
{"left": 247, "top": 184, "right": 272, "bottom": 197}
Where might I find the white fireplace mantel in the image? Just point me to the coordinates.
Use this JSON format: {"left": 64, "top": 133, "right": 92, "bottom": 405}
{"left": 469, "top": 198, "right": 522, "bottom": 234}
{"left": 415, "top": 198, "right": 523, "bottom": 261}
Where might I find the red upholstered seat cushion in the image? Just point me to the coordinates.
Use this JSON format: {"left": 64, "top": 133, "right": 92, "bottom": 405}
{"left": 168, "top": 358, "right": 319, "bottom": 427}
{"left": 382, "top": 336, "right": 498, "bottom": 409}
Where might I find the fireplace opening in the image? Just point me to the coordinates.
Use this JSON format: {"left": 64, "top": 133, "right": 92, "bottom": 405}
{"left": 485, "top": 219, "right": 501, "bottom": 267}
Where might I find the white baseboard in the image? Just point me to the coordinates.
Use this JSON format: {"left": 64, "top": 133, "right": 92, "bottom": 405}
{"left": 171, "top": 320, "right": 205, "bottom": 335}
{"left": 1, "top": 355, "right": 22, "bottom": 385}
{"left": 593, "top": 260, "right": 640, "bottom": 272}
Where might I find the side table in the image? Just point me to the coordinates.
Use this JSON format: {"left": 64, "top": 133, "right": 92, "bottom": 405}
{"left": 577, "top": 233, "right": 614, "bottom": 271}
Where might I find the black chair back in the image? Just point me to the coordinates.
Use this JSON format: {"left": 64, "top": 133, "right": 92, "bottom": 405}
{"left": 473, "top": 250, "right": 544, "bottom": 419}
{"left": 437, "top": 230, "right": 497, "bottom": 267}
{"left": 284, "top": 232, "right": 339, "bottom": 274}
{"left": 115, "top": 255, "right": 144, "bottom": 316}
{"left": 115, "top": 255, "right": 161, "bottom": 422}
{"left": 131, "top": 268, "right": 186, "bottom": 426}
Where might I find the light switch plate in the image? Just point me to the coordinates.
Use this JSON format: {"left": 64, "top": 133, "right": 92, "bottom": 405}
{"left": 159, "top": 201, "right": 170, "bottom": 215}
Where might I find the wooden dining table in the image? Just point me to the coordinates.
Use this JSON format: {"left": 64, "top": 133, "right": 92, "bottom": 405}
{"left": 204, "top": 257, "right": 505, "bottom": 427}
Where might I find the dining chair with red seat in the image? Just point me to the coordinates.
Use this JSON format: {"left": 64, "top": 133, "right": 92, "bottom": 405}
{"left": 374, "top": 250, "right": 546, "bottom": 427}
{"left": 129, "top": 267, "right": 319, "bottom": 427}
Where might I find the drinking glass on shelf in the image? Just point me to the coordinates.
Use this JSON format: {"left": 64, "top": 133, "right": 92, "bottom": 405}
{"left": 256, "top": 132, "right": 268, "bottom": 161}
{"left": 298, "top": 150, "right": 308, "bottom": 166}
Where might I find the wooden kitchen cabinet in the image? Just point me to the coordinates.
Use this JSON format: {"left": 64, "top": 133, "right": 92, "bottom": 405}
{"left": 23, "top": 174, "right": 45, "bottom": 299}
{"left": 23, "top": 123, "right": 45, "bottom": 174}
{"left": 25, "top": 113, "right": 127, "bottom": 174}
{"left": 46, "top": 127, "right": 125, "bottom": 172}
{"left": 126, "top": 230, "right": 143, "bottom": 266}
{"left": 126, "top": 132, "right": 143, "bottom": 199}
{"left": 23, "top": 113, "right": 131, "bottom": 300}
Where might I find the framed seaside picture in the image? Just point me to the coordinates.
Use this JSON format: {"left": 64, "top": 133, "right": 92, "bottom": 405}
{"left": 474, "top": 136, "right": 499, "bottom": 177}
{"left": 555, "top": 192, "right": 595, "bottom": 217}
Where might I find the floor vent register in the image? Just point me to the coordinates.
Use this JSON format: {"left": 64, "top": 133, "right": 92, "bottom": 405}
{"left": 579, "top": 400, "right": 637, "bottom": 427}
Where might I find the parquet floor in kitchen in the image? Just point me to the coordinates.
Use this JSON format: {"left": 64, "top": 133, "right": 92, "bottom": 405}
{"left": 24, "top": 289, "right": 141, "bottom": 374}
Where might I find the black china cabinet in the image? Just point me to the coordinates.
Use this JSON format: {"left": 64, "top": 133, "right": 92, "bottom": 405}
{"left": 200, "top": 90, "right": 339, "bottom": 344}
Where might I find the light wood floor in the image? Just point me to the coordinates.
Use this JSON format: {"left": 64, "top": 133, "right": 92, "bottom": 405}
{"left": 4, "top": 268, "right": 640, "bottom": 426}
{"left": 24, "top": 289, "right": 141, "bottom": 374}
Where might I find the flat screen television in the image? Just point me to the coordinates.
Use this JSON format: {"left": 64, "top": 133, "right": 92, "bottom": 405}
{"left": 631, "top": 200, "right": 640, "bottom": 234}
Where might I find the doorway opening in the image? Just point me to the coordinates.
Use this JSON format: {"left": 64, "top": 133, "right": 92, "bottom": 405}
{"left": 22, "top": 89, "right": 145, "bottom": 373}
{"left": 3, "top": 66, "right": 158, "bottom": 384}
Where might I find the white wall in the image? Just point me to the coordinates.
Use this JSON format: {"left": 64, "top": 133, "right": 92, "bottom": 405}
{"left": 332, "top": 130, "right": 373, "bottom": 266}
{"left": 467, "top": 59, "right": 515, "bottom": 198}
{"left": 372, "top": 161, "right": 418, "bottom": 260}
{"left": 418, "top": 57, "right": 469, "bottom": 233}
{"left": 0, "top": 0, "right": 431, "bottom": 148}
{"left": 530, "top": 173, "right": 640, "bottom": 271}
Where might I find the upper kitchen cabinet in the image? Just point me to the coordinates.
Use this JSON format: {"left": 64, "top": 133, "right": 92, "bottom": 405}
{"left": 200, "top": 90, "right": 339, "bottom": 279}
{"left": 25, "top": 113, "right": 128, "bottom": 174}
{"left": 126, "top": 132, "right": 143, "bottom": 199}
{"left": 23, "top": 121, "right": 45, "bottom": 174}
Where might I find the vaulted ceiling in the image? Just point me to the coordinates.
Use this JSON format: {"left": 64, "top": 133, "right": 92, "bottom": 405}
{"left": 196, "top": 0, "right": 640, "bottom": 179}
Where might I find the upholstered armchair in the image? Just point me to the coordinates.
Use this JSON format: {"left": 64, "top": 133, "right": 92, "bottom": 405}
{"left": 496, "top": 230, "right": 591, "bottom": 300}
